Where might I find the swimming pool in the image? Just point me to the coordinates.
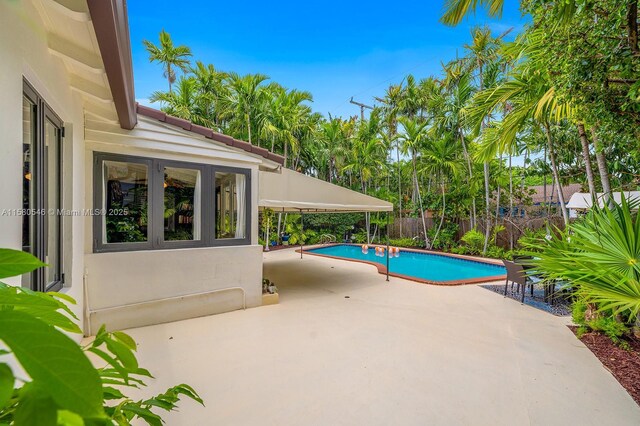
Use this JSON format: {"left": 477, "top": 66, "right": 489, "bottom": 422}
{"left": 304, "top": 244, "right": 506, "bottom": 285}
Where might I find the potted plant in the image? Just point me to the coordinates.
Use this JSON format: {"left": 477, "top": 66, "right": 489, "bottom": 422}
{"left": 262, "top": 278, "right": 279, "bottom": 305}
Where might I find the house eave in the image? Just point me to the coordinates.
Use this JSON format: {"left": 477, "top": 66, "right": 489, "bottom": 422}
{"left": 87, "top": 0, "right": 137, "bottom": 130}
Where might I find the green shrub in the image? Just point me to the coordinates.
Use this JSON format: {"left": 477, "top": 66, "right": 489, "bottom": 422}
{"left": 0, "top": 249, "right": 203, "bottom": 424}
{"left": 485, "top": 246, "right": 507, "bottom": 259}
{"left": 530, "top": 196, "right": 640, "bottom": 347}
{"left": 389, "top": 238, "right": 420, "bottom": 248}
{"left": 588, "top": 316, "right": 630, "bottom": 348}
{"left": 428, "top": 223, "right": 459, "bottom": 250}
{"left": 449, "top": 246, "right": 469, "bottom": 255}
{"left": 460, "top": 228, "right": 484, "bottom": 254}
{"left": 571, "top": 296, "right": 631, "bottom": 348}
{"left": 352, "top": 230, "right": 368, "bottom": 244}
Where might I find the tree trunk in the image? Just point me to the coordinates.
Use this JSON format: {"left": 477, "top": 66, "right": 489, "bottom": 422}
{"left": 397, "top": 138, "right": 403, "bottom": 238}
{"left": 509, "top": 153, "right": 514, "bottom": 250}
{"left": 459, "top": 130, "right": 476, "bottom": 229}
{"left": 483, "top": 161, "right": 491, "bottom": 254}
{"left": 362, "top": 179, "right": 371, "bottom": 244}
{"left": 246, "top": 109, "right": 253, "bottom": 145}
{"left": 544, "top": 122, "right": 570, "bottom": 226}
{"left": 432, "top": 181, "right": 446, "bottom": 249}
{"left": 414, "top": 154, "right": 429, "bottom": 249}
{"left": 629, "top": 0, "right": 639, "bottom": 54}
{"left": 495, "top": 154, "right": 502, "bottom": 226}
{"left": 276, "top": 213, "right": 283, "bottom": 243}
{"left": 284, "top": 142, "right": 288, "bottom": 169}
{"left": 591, "top": 127, "right": 613, "bottom": 206}
{"left": 543, "top": 145, "right": 548, "bottom": 212}
{"left": 577, "top": 123, "right": 596, "bottom": 197}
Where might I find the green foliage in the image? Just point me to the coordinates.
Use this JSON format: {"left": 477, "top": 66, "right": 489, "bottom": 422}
{"left": 530, "top": 197, "right": 640, "bottom": 317}
{"left": 0, "top": 249, "right": 203, "bottom": 425}
{"left": 530, "top": 198, "right": 640, "bottom": 345}
{"left": 302, "top": 213, "right": 362, "bottom": 239}
{"left": 516, "top": 227, "right": 549, "bottom": 252}
{"left": 284, "top": 215, "right": 315, "bottom": 245}
{"left": 460, "top": 228, "right": 485, "bottom": 254}
{"left": 571, "top": 297, "right": 631, "bottom": 348}
{"left": 388, "top": 238, "right": 421, "bottom": 248}
{"left": 428, "top": 223, "right": 459, "bottom": 250}
{"left": 0, "top": 249, "right": 46, "bottom": 280}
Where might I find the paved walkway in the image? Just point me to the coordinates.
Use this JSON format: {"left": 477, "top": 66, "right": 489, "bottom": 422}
{"left": 124, "top": 249, "right": 640, "bottom": 425}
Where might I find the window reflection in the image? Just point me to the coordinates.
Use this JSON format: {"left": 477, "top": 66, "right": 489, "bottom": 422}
{"left": 164, "top": 167, "right": 201, "bottom": 241}
{"left": 45, "top": 119, "right": 61, "bottom": 286}
{"left": 103, "top": 161, "right": 148, "bottom": 243}
{"left": 22, "top": 96, "right": 34, "bottom": 288}
{"left": 215, "top": 172, "right": 246, "bottom": 239}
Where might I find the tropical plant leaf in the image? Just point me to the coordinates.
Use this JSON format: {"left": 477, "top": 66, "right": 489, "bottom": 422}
{"left": 0, "top": 311, "right": 104, "bottom": 418}
{"left": 121, "top": 403, "right": 163, "bottom": 426}
{"left": 0, "top": 249, "right": 46, "bottom": 279}
{"left": 57, "top": 409, "right": 85, "bottom": 426}
{"left": 0, "top": 286, "right": 80, "bottom": 333}
{"left": 0, "top": 363, "right": 14, "bottom": 409}
{"left": 13, "top": 383, "right": 57, "bottom": 426}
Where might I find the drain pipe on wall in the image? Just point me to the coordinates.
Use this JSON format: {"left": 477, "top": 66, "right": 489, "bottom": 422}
{"left": 300, "top": 209, "right": 303, "bottom": 259}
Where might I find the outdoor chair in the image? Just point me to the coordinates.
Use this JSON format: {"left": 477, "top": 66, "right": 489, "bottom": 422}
{"left": 503, "top": 259, "right": 540, "bottom": 303}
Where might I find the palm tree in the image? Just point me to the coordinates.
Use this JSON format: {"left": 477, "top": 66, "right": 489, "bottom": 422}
{"left": 143, "top": 30, "right": 192, "bottom": 92}
{"left": 440, "top": 0, "right": 578, "bottom": 26}
{"left": 190, "top": 61, "right": 229, "bottom": 131}
{"left": 463, "top": 26, "right": 501, "bottom": 253}
{"left": 434, "top": 65, "right": 478, "bottom": 227}
{"left": 398, "top": 118, "right": 430, "bottom": 248}
{"left": 226, "top": 73, "right": 270, "bottom": 145}
{"left": 377, "top": 83, "right": 405, "bottom": 235}
{"left": 344, "top": 111, "right": 387, "bottom": 243}
{"left": 149, "top": 77, "right": 213, "bottom": 127}
{"left": 467, "top": 70, "right": 573, "bottom": 226}
{"left": 421, "top": 137, "right": 462, "bottom": 248}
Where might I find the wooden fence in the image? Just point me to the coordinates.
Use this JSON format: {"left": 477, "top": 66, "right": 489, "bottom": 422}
{"left": 389, "top": 215, "right": 566, "bottom": 249}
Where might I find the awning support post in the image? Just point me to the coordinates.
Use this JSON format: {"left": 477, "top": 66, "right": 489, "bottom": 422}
{"left": 386, "top": 211, "right": 390, "bottom": 282}
{"left": 300, "top": 210, "right": 303, "bottom": 259}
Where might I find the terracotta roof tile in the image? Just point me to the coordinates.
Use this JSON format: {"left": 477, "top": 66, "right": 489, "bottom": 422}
{"left": 136, "top": 104, "right": 284, "bottom": 165}
{"left": 231, "top": 139, "right": 252, "bottom": 151}
{"left": 164, "top": 115, "right": 192, "bottom": 131}
{"left": 190, "top": 124, "right": 214, "bottom": 139}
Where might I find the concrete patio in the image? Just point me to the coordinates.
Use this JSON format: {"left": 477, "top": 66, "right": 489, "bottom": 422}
{"left": 124, "top": 249, "right": 640, "bottom": 425}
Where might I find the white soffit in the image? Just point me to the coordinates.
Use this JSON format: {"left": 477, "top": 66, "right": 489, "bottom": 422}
{"left": 34, "top": 0, "right": 117, "bottom": 118}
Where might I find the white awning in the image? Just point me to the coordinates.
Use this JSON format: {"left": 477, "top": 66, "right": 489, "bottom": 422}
{"left": 259, "top": 168, "right": 393, "bottom": 213}
{"left": 566, "top": 191, "right": 640, "bottom": 209}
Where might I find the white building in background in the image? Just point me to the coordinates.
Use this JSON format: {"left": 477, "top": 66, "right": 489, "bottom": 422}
{"left": 0, "top": 0, "right": 391, "bottom": 336}
{"left": 566, "top": 191, "right": 640, "bottom": 218}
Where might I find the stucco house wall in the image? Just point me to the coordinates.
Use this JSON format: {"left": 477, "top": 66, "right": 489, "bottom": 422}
{"left": 1, "top": 0, "right": 276, "bottom": 336}
{"left": 83, "top": 115, "right": 266, "bottom": 334}
{"left": 0, "top": 0, "right": 87, "bottom": 324}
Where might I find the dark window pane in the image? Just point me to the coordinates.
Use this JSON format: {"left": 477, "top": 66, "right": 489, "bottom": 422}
{"left": 44, "top": 120, "right": 61, "bottom": 286}
{"left": 163, "top": 167, "right": 201, "bottom": 241}
{"left": 215, "top": 172, "right": 246, "bottom": 239}
{"left": 21, "top": 96, "right": 35, "bottom": 288}
{"left": 103, "top": 160, "right": 148, "bottom": 243}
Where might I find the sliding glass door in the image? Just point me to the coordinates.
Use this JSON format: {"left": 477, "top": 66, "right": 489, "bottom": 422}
{"left": 22, "top": 80, "right": 64, "bottom": 292}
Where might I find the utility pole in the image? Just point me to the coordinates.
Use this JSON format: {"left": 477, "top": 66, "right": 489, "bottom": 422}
{"left": 350, "top": 97, "right": 373, "bottom": 121}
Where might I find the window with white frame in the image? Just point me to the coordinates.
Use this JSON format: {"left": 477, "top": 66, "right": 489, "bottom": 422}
{"left": 93, "top": 153, "right": 250, "bottom": 252}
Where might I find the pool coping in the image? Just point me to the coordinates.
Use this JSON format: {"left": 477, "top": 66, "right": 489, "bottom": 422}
{"left": 298, "top": 243, "right": 507, "bottom": 286}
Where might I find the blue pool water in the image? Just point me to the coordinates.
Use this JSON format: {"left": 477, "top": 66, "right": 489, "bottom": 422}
{"left": 307, "top": 244, "right": 505, "bottom": 283}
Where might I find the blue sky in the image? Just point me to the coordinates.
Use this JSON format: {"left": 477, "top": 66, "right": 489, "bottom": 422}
{"left": 129, "top": 0, "right": 527, "bottom": 119}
